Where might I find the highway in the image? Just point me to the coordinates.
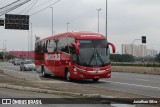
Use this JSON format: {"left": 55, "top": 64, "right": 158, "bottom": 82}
{"left": 91, "top": 72, "right": 160, "bottom": 98}
{"left": 0, "top": 62, "right": 160, "bottom": 98}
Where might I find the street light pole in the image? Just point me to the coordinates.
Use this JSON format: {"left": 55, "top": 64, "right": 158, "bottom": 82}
{"left": 4, "top": 40, "right": 6, "bottom": 60}
{"left": 97, "top": 8, "right": 101, "bottom": 33}
{"left": 67, "top": 22, "right": 69, "bottom": 32}
{"left": 132, "top": 39, "right": 141, "bottom": 61}
{"left": 28, "top": 31, "right": 30, "bottom": 59}
{"left": 50, "top": 7, "right": 53, "bottom": 35}
{"left": 30, "top": 22, "right": 33, "bottom": 52}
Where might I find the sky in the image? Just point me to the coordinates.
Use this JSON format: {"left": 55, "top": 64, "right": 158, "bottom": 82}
{"left": 0, "top": 0, "right": 160, "bottom": 53}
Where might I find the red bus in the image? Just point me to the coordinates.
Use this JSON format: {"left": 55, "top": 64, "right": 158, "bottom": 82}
{"left": 35, "top": 32, "right": 115, "bottom": 81}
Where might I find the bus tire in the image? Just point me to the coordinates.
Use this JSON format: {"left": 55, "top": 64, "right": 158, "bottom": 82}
{"left": 65, "top": 70, "right": 71, "bottom": 82}
{"left": 41, "top": 67, "right": 46, "bottom": 77}
{"left": 93, "top": 78, "right": 99, "bottom": 82}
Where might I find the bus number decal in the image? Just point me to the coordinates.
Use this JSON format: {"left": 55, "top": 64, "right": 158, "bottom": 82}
{"left": 45, "top": 54, "right": 60, "bottom": 61}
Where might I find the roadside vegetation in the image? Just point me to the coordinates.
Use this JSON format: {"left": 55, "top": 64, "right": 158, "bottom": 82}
{"left": 110, "top": 54, "right": 160, "bottom": 67}
{"left": 112, "top": 62, "right": 160, "bottom": 67}
{"left": 0, "top": 52, "right": 15, "bottom": 61}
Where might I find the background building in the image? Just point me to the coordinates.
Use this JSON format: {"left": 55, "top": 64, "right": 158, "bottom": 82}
{"left": 8, "top": 51, "right": 34, "bottom": 59}
{"left": 146, "top": 49, "right": 158, "bottom": 57}
{"left": 122, "top": 44, "right": 147, "bottom": 57}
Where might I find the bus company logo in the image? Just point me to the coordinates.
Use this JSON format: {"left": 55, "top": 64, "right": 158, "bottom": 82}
{"left": 45, "top": 54, "right": 60, "bottom": 61}
{"left": 80, "top": 35, "right": 101, "bottom": 38}
{"left": 2, "top": 99, "right": 11, "bottom": 104}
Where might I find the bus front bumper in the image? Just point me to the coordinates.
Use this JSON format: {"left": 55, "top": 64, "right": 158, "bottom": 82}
{"left": 71, "top": 68, "right": 111, "bottom": 80}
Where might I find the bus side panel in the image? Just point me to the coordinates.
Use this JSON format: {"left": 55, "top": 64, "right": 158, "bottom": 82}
{"left": 54, "top": 53, "right": 70, "bottom": 77}
{"left": 44, "top": 53, "right": 57, "bottom": 75}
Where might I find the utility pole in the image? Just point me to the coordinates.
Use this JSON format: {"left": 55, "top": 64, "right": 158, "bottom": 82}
{"left": 106, "top": 0, "right": 107, "bottom": 37}
{"left": 66, "top": 22, "right": 69, "bottom": 32}
{"left": 28, "top": 31, "right": 30, "bottom": 59}
{"left": 50, "top": 7, "right": 53, "bottom": 35}
{"left": 96, "top": 8, "right": 101, "bottom": 33}
{"left": 30, "top": 22, "right": 33, "bottom": 52}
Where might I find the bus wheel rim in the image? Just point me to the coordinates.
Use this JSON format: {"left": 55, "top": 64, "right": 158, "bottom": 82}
{"left": 42, "top": 70, "right": 45, "bottom": 76}
{"left": 67, "top": 72, "right": 70, "bottom": 81}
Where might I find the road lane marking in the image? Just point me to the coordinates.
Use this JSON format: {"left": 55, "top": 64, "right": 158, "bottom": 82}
{"left": 103, "top": 80, "right": 160, "bottom": 90}
{"left": 135, "top": 79, "right": 149, "bottom": 82}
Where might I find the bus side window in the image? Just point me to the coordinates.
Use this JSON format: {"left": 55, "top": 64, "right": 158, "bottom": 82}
{"left": 47, "top": 39, "right": 56, "bottom": 52}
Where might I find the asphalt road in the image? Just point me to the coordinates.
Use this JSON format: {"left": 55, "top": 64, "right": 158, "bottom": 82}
{"left": 92, "top": 72, "right": 160, "bottom": 98}
{"left": 0, "top": 62, "right": 160, "bottom": 98}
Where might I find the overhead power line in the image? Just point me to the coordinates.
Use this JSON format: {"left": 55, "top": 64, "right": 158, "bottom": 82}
{"left": 18, "top": 0, "right": 37, "bottom": 14}
{"left": 0, "top": 0, "right": 31, "bottom": 16}
{"left": 33, "top": 0, "right": 55, "bottom": 9}
{"left": 25, "top": 0, "right": 39, "bottom": 14}
{"left": 19, "top": 0, "right": 55, "bottom": 14}
{"left": 30, "top": 0, "right": 61, "bottom": 16}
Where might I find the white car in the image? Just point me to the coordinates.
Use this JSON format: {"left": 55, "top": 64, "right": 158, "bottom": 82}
{"left": 20, "top": 60, "right": 35, "bottom": 71}
{"left": 14, "top": 59, "right": 23, "bottom": 65}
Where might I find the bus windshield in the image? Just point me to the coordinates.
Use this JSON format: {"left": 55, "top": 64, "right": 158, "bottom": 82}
{"left": 77, "top": 39, "right": 110, "bottom": 67}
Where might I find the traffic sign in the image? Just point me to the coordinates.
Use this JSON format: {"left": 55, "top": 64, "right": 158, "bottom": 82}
{"left": 5, "top": 14, "right": 29, "bottom": 30}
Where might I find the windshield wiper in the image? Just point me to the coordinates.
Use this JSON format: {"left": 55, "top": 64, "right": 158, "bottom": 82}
{"left": 88, "top": 49, "right": 95, "bottom": 66}
{"left": 96, "top": 49, "right": 105, "bottom": 66}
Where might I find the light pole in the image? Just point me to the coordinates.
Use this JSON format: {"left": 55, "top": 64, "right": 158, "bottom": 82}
{"left": 66, "top": 22, "right": 69, "bottom": 32}
{"left": 28, "top": 31, "right": 30, "bottom": 59}
{"left": 96, "top": 8, "right": 101, "bottom": 33}
{"left": 50, "top": 7, "right": 53, "bottom": 35}
{"left": 30, "top": 22, "right": 33, "bottom": 52}
{"left": 132, "top": 39, "right": 141, "bottom": 61}
{"left": 4, "top": 40, "right": 6, "bottom": 60}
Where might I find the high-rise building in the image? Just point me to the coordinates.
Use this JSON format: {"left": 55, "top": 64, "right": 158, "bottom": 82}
{"left": 122, "top": 44, "right": 147, "bottom": 57}
{"left": 146, "top": 49, "right": 158, "bottom": 57}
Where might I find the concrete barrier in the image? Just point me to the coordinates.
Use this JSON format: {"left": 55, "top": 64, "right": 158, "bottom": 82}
{"left": 112, "top": 66, "right": 160, "bottom": 75}
{"left": 0, "top": 68, "right": 41, "bottom": 81}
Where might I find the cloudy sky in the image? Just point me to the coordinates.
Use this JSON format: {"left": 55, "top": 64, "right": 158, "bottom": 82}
{"left": 0, "top": 0, "right": 160, "bottom": 53}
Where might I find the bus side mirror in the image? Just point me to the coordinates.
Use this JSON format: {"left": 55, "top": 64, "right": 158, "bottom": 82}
{"left": 108, "top": 42, "right": 116, "bottom": 53}
{"left": 71, "top": 43, "right": 80, "bottom": 54}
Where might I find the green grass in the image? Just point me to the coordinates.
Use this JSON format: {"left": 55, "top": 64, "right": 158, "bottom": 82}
{"left": 112, "top": 62, "right": 160, "bottom": 67}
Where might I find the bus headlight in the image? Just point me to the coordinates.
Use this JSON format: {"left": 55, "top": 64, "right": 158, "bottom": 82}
{"left": 74, "top": 68, "right": 77, "bottom": 72}
{"left": 74, "top": 66, "right": 87, "bottom": 72}
{"left": 106, "top": 68, "right": 111, "bottom": 71}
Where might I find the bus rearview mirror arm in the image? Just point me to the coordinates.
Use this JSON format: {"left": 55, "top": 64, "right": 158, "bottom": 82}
{"left": 108, "top": 42, "right": 116, "bottom": 53}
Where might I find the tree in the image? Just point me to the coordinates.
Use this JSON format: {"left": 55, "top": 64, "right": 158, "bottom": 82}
{"left": 0, "top": 52, "right": 4, "bottom": 60}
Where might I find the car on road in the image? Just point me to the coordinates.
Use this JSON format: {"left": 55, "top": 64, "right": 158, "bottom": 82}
{"left": 14, "top": 59, "right": 23, "bottom": 65}
{"left": 20, "top": 60, "right": 35, "bottom": 71}
{"left": 8, "top": 59, "right": 13, "bottom": 63}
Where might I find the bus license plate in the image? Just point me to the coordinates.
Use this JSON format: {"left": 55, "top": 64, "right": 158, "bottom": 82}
{"left": 94, "top": 76, "right": 99, "bottom": 78}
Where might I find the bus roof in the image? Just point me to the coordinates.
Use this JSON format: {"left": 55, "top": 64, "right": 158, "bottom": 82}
{"left": 38, "top": 32, "right": 106, "bottom": 42}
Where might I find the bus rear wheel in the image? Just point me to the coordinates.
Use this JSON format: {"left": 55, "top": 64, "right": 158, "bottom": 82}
{"left": 41, "top": 67, "right": 46, "bottom": 77}
{"left": 65, "top": 70, "right": 71, "bottom": 81}
{"left": 93, "top": 78, "right": 99, "bottom": 82}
